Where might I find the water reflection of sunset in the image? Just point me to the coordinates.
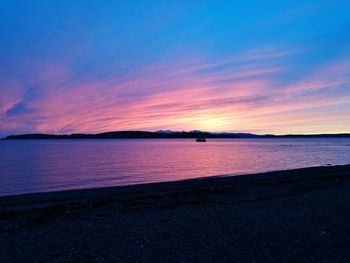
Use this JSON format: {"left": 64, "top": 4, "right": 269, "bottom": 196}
{"left": 2, "top": 139, "right": 350, "bottom": 196}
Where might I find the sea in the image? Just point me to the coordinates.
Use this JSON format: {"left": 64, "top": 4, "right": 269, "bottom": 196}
{"left": 0, "top": 138, "right": 349, "bottom": 196}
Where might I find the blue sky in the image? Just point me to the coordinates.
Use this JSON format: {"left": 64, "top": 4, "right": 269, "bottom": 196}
{"left": 0, "top": 0, "right": 350, "bottom": 136}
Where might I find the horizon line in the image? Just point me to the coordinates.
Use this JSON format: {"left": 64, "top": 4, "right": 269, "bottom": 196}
{"left": 3, "top": 129, "right": 350, "bottom": 140}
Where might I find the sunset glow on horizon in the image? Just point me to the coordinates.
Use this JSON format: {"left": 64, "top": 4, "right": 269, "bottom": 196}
{"left": 1, "top": 1, "right": 350, "bottom": 136}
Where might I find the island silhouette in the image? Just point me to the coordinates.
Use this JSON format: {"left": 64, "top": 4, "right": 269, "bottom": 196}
{"left": 4, "top": 130, "right": 350, "bottom": 139}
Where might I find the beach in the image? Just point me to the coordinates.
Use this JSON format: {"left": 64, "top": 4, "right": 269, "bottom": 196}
{"left": 1, "top": 164, "right": 350, "bottom": 262}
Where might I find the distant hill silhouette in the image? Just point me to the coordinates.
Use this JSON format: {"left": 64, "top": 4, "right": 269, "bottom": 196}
{"left": 3, "top": 131, "right": 350, "bottom": 140}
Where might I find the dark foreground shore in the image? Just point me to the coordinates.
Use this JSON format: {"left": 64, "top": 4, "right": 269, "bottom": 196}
{"left": 1, "top": 165, "right": 350, "bottom": 262}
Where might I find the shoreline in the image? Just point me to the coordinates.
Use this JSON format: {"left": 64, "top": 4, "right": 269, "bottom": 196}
{"left": 1, "top": 164, "right": 349, "bottom": 208}
{"left": 1, "top": 164, "right": 350, "bottom": 262}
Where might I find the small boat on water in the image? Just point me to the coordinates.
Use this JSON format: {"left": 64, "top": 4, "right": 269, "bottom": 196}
{"left": 196, "top": 138, "right": 206, "bottom": 142}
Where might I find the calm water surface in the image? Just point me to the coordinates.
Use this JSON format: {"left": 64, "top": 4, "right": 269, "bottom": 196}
{"left": 1, "top": 138, "right": 350, "bottom": 196}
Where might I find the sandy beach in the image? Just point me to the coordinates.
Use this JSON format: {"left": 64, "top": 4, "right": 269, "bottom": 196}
{"left": 1, "top": 164, "right": 350, "bottom": 262}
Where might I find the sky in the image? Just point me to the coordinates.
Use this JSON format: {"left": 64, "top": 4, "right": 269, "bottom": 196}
{"left": 0, "top": 0, "right": 350, "bottom": 136}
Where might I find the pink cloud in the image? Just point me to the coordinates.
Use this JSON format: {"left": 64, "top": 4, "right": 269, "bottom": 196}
{"left": 1, "top": 47, "right": 349, "bottom": 135}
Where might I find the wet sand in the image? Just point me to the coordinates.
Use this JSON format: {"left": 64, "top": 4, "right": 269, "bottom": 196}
{"left": 1, "top": 164, "right": 350, "bottom": 262}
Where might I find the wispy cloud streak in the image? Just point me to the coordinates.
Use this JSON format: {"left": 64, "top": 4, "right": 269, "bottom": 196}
{"left": 0, "top": 47, "right": 349, "bottom": 135}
